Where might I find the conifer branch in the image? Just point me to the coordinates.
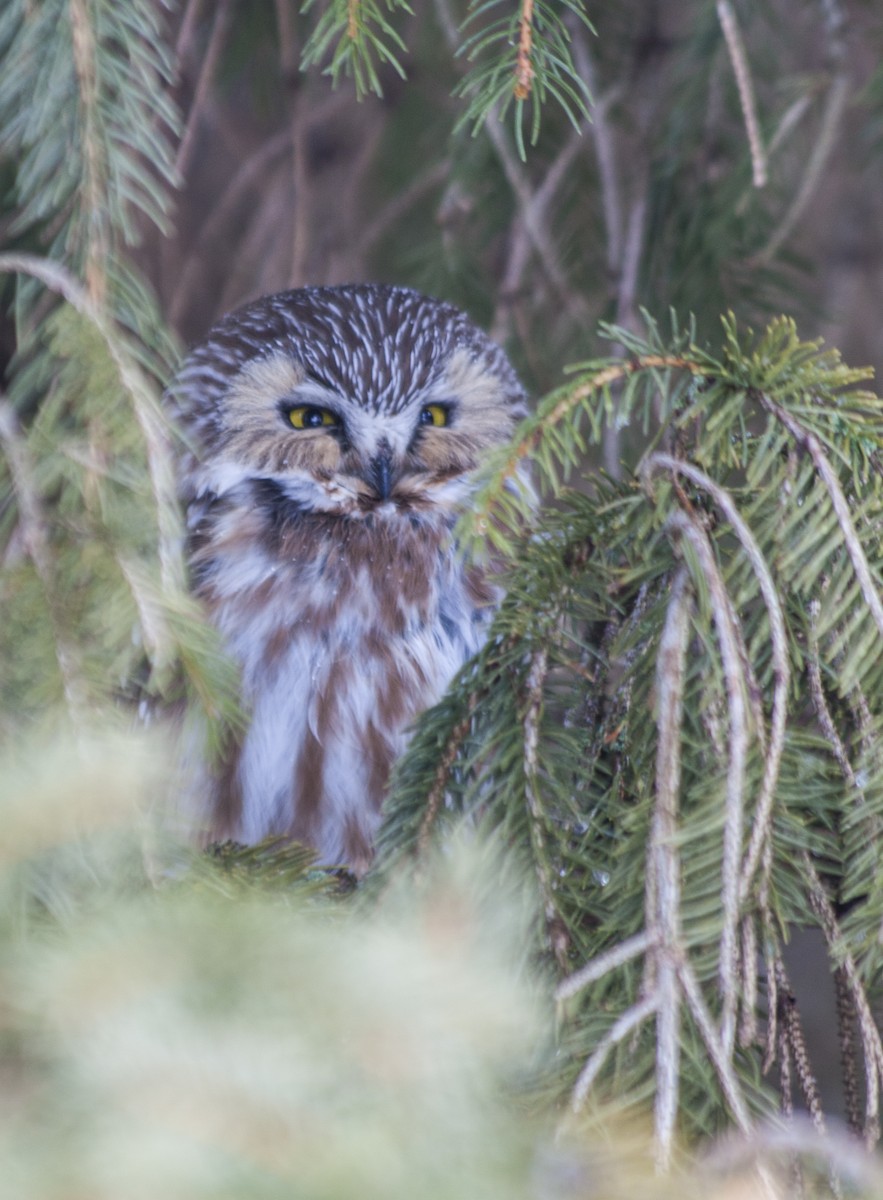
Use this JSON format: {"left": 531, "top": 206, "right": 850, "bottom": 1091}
{"left": 649, "top": 566, "right": 691, "bottom": 1168}
{"left": 641, "top": 453, "right": 789, "bottom": 906}
{"left": 417, "top": 702, "right": 476, "bottom": 860}
{"left": 569, "top": 993, "right": 659, "bottom": 1112}
{"left": 677, "top": 955, "right": 753, "bottom": 1134}
{"left": 760, "top": 393, "right": 883, "bottom": 647}
{"left": 664, "top": 508, "right": 748, "bottom": 1059}
{"left": 0, "top": 400, "right": 88, "bottom": 720}
{"left": 514, "top": 0, "right": 535, "bottom": 101}
{"left": 522, "top": 645, "right": 568, "bottom": 967}
{"left": 802, "top": 851, "right": 883, "bottom": 1147}
{"left": 773, "top": 957, "right": 828, "bottom": 1138}
{"left": 556, "top": 930, "right": 654, "bottom": 1002}
{"left": 0, "top": 253, "right": 183, "bottom": 598}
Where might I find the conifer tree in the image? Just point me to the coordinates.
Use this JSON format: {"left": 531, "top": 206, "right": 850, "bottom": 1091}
{"left": 2, "top": 0, "right": 883, "bottom": 1185}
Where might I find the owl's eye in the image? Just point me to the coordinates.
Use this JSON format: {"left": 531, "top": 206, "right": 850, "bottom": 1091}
{"left": 419, "top": 404, "right": 449, "bottom": 428}
{"left": 287, "top": 405, "right": 339, "bottom": 430}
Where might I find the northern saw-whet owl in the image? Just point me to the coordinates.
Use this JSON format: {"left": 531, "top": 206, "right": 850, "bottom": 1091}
{"left": 167, "top": 284, "right": 529, "bottom": 872}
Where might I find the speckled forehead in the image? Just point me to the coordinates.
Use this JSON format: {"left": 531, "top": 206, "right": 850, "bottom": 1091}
{"left": 283, "top": 313, "right": 462, "bottom": 413}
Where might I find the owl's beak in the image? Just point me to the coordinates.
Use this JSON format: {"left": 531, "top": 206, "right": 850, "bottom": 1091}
{"left": 365, "top": 445, "right": 396, "bottom": 500}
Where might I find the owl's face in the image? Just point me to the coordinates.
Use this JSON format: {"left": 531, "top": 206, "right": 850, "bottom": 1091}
{"left": 170, "top": 284, "right": 528, "bottom": 519}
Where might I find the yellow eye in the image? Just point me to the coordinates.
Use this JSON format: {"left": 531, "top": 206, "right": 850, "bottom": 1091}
{"left": 420, "top": 404, "right": 449, "bottom": 428}
{"left": 287, "top": 405, "right": 338, "bottom": 430}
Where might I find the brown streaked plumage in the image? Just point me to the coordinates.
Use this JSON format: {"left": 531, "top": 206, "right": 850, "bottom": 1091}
{"left": 166, "top": 283, "right": 529, "bottom": 871}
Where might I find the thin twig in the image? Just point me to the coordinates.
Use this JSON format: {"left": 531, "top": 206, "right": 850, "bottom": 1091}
{"left": 556, "top": 930, "right": 654, "bottom": 1002}
{"left": 740, "top": 914, "right": 758, "bottom": 1048}
{"left": 665, "top": 508, "right": 749, "bottom": 1059}
{"left": 802, "top": 851, "right": 883, "bottom": 1148}
{"left": 717, "top": 1, "right": 767, "bottom": 187}
{"left": 523, "top": 646, "right": 568, "bottom": 967}
{"left": 678, "top": 955, "right": 754, "bottom": 1132}
{"left": 570, "top": 993, "right": 659, "bottom": 1112}
{"left": 514, "top": 0, "right": 535, "bottom": 100}
{"left": 416, "top": 703, "right": 476, "bottom": 859}
{"left": 835, "top": 965, "right": 863, "bottom": 1139}
{"left": 570, "top": 26, "right": 622, "bottom": 273}
{"left": 641, "top": 454, "right": 789, "bottom": 907}
{"left": 773, "top": 957, "right": 827, "bottom": 1135}
{"left": 753, "top": 72, "right": 849, "bottom": 264}
{"left": 175, "top": 0, "right": 234, "bottom": 179}
{"left": 359, "top": 159, "right": 451, "bottom": 255}
{"left": 649, "top": 566, "right": 692, "bottom": 1170}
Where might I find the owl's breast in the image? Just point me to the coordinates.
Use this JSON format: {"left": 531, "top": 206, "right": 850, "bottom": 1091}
{"left": 192, "top": 491, "right": 496, "bottom": 691}
{"left": 190, "top": 492, "right": 497, "bottom": 863}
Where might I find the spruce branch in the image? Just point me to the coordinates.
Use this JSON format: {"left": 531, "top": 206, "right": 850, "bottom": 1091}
{"left": 648, "top": 566, "right": 691, "bottom": 1168}
{"left": 569, "top": 993, "right": 659, "bottom": 1114}
{"left": 664, "top": 508, "right": 748, "bottom": 1060}
{"left": 640, "top": 453, "right": 790, "bottom": 906}
{"left": 300, "top": 0, "right": 412, "bottom": 97}
{"left": 556, "top": 930, "right": 654, "bottom": 1003}
{"left": 759, "top": 392, "right": 883, "bottom": 647}
{"left": 677, "top": 954, "right": 754, "bottom": 1135}
{"left": 0, "top": 399, "right": 88, "bottom": 721}
{"left": 802, "top": 851, "right": 883, "bottom": 1148}
{"left": 0, "top": 253, "right": 182, "bottom": 597}
{"left": 451, "top": 0, "right": 593, "bottom": 157}
{"left": 417, "top": 703, "right": 477, "bottom": 860}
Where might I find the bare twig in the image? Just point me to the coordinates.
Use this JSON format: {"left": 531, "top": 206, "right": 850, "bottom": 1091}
{"left": 641, "top": 454, "right": 789, "bottom": 908}
{"left": 175, "top": 0, "right": 234, "bottom": 179}
{"left": 664, "top": 508, "right": 749, "bottom": 1058}
{"left": 773, "top": 957, "right": 827, "bottom": 1135}
{"left": 556, "top": 930, "right": 654, "bottom": 1002}
{"left": 570, "top": 993, "right": 659, "bottom": 1112}
{"left": 753, "top": 72, "right": 850, "bottom": 264}
{"left": 835, "top": 965, "right": 863, "bottom": 1138}
{"left": 649, "top": 566, "right": 692, "bottom": 1169}
{"left": 678, "top": 955, "right": 754, "bottom": 1133}
{"left": 740, "top": 914, "right": 758, "bottom": 1048}
{"left": 169, "top": 132, "right": 289, "bottom": 326}
{"left": 717, "top": 1, "right": 767, "bottom": 188}
{"left": 523, "top": 646, "right": 569, "bottom": 967}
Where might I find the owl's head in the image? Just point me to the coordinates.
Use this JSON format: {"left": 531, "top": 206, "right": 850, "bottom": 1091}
{"left": 168, "top": 284, "right": 528, "bottom": 520}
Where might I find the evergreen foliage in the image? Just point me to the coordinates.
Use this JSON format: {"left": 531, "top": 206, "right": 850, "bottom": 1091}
{"left": 2, "top": 0, "right": 883, "bottom": 1188}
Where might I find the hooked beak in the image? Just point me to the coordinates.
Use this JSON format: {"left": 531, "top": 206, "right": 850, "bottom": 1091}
{"left": 365, "top": 444, "right": 396, "bottom": 500}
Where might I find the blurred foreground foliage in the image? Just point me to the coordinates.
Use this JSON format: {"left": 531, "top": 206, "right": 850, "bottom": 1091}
{"left": 2, "top": 732, "right": 883, "bottom": 1200}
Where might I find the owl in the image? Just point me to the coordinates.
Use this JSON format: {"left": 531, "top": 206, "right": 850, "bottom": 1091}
{"left": 167, "top": 284, "right": 529, "bottom": 872}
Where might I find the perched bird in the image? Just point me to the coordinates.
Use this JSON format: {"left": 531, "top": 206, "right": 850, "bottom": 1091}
{"left": 167, "top": 284, "right": 529, "bottom": 871}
